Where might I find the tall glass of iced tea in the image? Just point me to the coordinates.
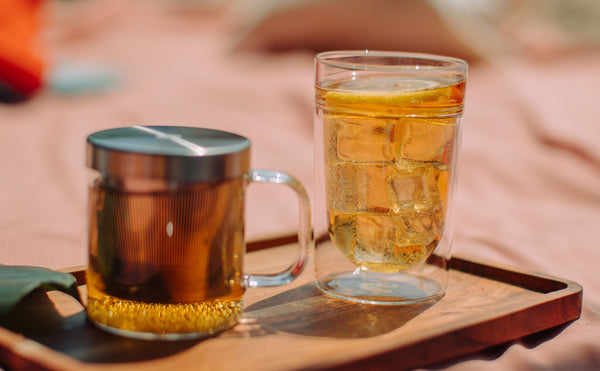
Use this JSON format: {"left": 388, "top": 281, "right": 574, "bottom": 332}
{"left": 314, "top": 51, "right": 467, "bottom": 304}
{"left": 86, "top": 126, "right": 311, "bottom": 339}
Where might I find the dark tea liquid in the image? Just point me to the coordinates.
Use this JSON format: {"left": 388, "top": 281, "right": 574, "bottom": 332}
{"left": 86, "top": 177, "right": 245, "bottom": 337}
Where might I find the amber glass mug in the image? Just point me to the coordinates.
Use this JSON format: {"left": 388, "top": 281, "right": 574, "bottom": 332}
{"left": 86, "top": 126, "right": 311, "bottom": 340}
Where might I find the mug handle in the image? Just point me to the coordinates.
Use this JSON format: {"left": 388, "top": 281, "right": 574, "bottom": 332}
{"left": 244, "top": 169, "right": 312, "bottom": 288}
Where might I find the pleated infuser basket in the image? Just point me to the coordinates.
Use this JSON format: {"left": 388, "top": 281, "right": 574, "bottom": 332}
{"left": 86, "top": 126, "right": 250, "bottom": 304}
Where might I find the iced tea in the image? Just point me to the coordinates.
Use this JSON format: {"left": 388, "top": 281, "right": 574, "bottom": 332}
{"left": 316, "top": 74, "right": 465, "bottom": 272}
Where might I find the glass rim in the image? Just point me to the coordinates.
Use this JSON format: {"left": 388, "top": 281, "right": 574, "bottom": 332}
{"left": 315, "top": 50, "right": 468, "bottom": 72}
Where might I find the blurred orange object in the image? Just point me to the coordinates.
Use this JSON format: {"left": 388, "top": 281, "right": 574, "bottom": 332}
{"left": 0, "top": 0, "right": 45, "bottom": 102}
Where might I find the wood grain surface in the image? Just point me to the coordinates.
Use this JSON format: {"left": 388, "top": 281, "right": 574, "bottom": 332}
{"left": 0, "top": 241, "right": 582, "bottom": 371}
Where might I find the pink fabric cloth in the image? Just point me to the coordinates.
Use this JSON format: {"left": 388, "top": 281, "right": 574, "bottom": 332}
{"left": 447, "top": 54, "right": 600, "bottom": 371}
{"left": 0, "top": 2, "right": 598, "bottom": 370}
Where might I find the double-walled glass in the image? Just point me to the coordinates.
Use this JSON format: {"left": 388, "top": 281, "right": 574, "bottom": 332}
{"left": 314, "top": 51, "right": 467, "bottom": 304}
{"left": 86, "top": 126, "right": 311, "bottom": 340}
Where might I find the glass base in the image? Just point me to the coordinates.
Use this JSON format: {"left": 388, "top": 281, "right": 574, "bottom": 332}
{"left": 316, "top": 269, "right": 444, "bottom": 305}
{"left": 90, "top": 320, "right": 235, "bottom": 341}
{"left": 85, "top": 293, "right": 243, "bottom": 341}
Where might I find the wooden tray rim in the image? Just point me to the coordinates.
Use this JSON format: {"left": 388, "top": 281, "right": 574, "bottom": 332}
{"left": 1, "top": 252, "right": 584, "bottom": 371}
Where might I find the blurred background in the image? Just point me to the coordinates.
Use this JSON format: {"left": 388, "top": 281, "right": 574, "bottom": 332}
{"left": 4, "top": 0, "right": 600, "bottom": 101}
{"left": 2, "top": 0, "right": 600, "bottom": 276}
{"left": 1, "top": 1, "right": 600, "bottom": 368}
{"left": 1, "top": 0, "right": 599, "bottom": 269}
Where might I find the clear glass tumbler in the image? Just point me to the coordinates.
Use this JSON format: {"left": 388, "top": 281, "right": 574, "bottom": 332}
{"left": 314, "top": 51, "right": 467, "bottom": 304}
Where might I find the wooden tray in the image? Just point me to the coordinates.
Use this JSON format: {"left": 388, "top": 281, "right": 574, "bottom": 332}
{"left": 0, "top": 241, "right": 582, "bottom": 371}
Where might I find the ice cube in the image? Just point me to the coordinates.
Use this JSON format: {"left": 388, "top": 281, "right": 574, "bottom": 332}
{"left": 354, "top": 213, "right": 432, "bottom": 270}
{"left": 328, "top": 207, "right": 442, "bottom": 271}
{"left": 328, "top": 210, "right": 356, "bottom": 256}
{"left": 325, "top": 114, "right": 396, "bottom": 163}
{"left": 326, "top": 162, "right": 394, "bottom": 213}
{"left": 396, "top": 118, "right": 455, "bottom": 166}
{"left": 392, "top": 201, "right": 444, "bottom": 247}
{"left": 355, "top": 214, "right": 395, "bottom": 256}
{"left": 386, "top": 164, "right": 440, "bottom": 212}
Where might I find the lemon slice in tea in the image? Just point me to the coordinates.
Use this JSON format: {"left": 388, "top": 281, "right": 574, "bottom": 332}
{"left": 321, "top": 77, "right": 453, "bottom": 107}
